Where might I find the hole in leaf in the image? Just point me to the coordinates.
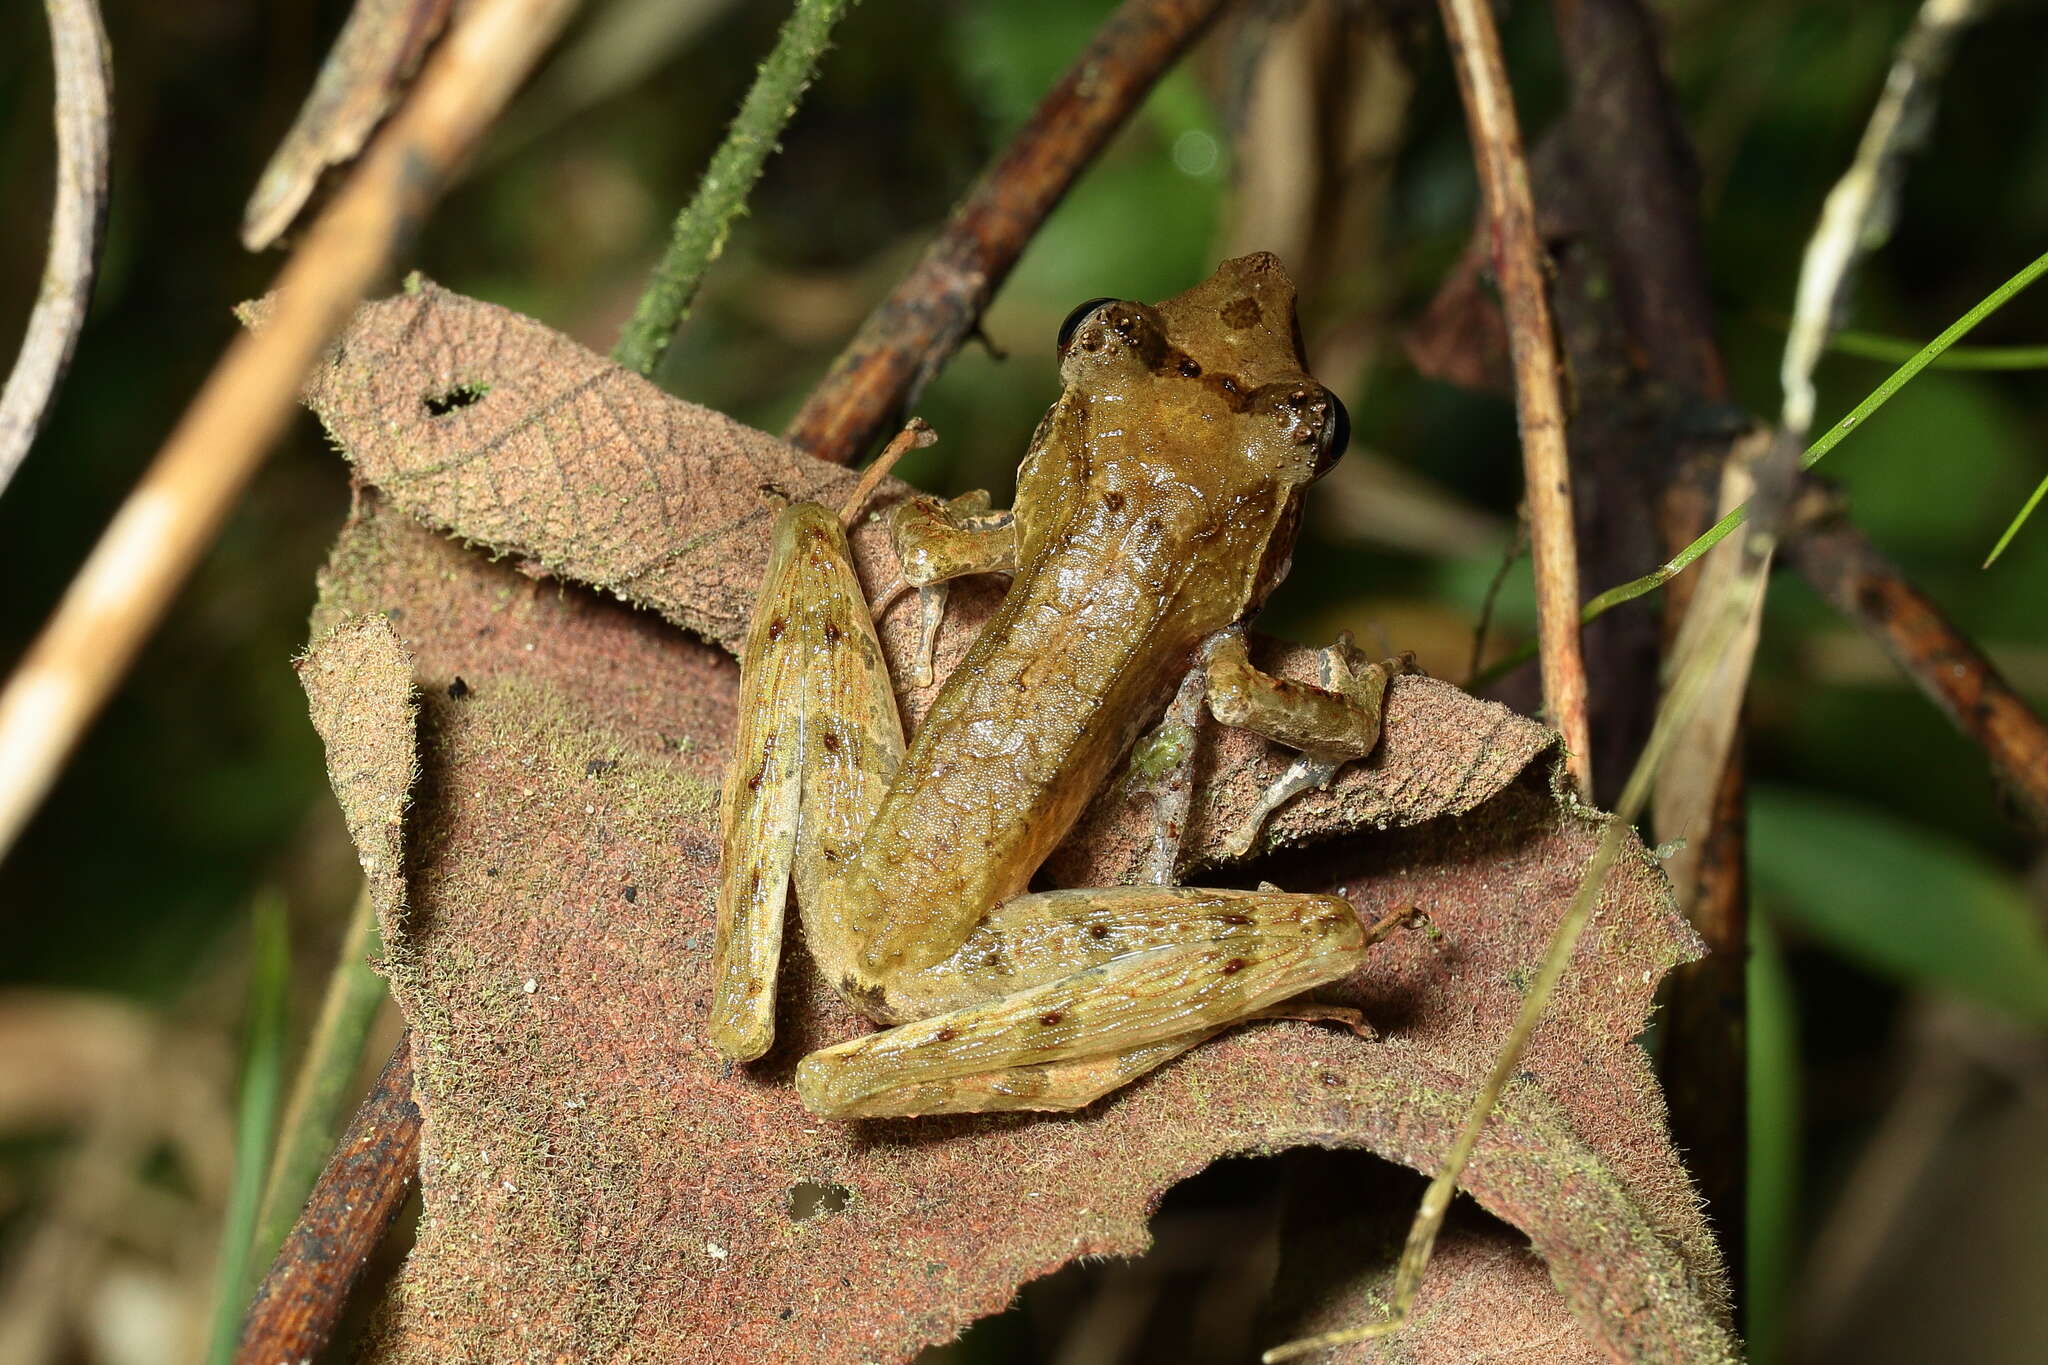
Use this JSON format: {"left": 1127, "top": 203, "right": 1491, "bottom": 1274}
{"left": 787, "top": 1179, "right": 852, "bottom": 1221}
{"left": 424, "top": 382, "right": 490, "bottom": 417}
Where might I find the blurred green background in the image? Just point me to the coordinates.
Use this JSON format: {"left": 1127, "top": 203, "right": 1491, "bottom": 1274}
{"left": 1, "top": 1, "right": 2044, "bottom": 1361}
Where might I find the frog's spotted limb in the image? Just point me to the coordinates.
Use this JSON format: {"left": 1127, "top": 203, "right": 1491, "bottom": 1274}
{"left": 794, "top": 885, "right": 1366, "bottom": 1120}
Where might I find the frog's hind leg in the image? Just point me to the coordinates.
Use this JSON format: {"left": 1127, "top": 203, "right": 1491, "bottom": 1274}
{"left": 794, "top": 884, "right": 1372, "bottom": 1119}
{"left": 709, "top": 502, "right": 904, "bottom": 1062}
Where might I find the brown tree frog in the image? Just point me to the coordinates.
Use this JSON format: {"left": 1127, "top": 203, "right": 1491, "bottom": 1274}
{"left": 709, "top": 253, "right": 1407, "bottom": 1119}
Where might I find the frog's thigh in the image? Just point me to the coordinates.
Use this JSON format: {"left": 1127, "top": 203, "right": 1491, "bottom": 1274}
{"left": 796, "top": 885, "right": 1366, "bottom": 1118}
{"left": 710, "top": 502, "right": 904, "bottom": 1063}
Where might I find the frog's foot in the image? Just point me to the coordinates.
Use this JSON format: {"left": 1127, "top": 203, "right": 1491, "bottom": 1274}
{"left": 1210, "top": 632, "right": 1416, "bottom": 861}
{"left": 798, "top": 1032, "right": 1220, "bottom": 1119}
{"left": 1247, "top": 1000, "right": 1376, "bottom": 1040}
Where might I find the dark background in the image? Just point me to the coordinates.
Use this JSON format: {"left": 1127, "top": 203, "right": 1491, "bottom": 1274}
{"left": 1, "top": 1, "right": 2043, "bottom": 1360}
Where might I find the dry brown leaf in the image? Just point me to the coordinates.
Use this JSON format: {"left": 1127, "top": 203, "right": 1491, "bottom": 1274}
{"left": 294, "top": 287, "right": 1736, "bottom": 1361}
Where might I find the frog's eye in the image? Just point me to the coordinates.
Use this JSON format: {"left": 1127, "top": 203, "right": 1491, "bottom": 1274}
{"left": 1056, "top": 297, "right": 1118, "bottom": 353}
{"left": 1255, "top": 383, "right": 1350, "bottom": 476}
{"left": 1318, "top": 390, "right": 1351, "bottom": 476}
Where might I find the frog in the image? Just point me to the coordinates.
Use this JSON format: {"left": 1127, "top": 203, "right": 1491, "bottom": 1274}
{"left": 708, "top": 252, "right": 1409, "bottom": 1119}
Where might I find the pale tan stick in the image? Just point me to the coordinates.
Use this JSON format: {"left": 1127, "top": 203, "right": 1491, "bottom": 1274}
{"left": 0, "top": 0, "right": 112, "bottom": 497}
{"left": 1436, "top": 0, "right": 1591, "bottom": 801}
{"left": 0, "top": 0, "right": 580, "bottom": 861}
{"left": 838, "top": 417, "right": 936, "bottom": 527}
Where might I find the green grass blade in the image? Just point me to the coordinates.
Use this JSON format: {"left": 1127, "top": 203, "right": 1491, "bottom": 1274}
{"left": 1981, "top": 469, "right": 2048, "bottom": 568}
{"left": 253, "top": 884, "right": 386, "bottom": 1263}
{"left": 205, "top": 893, "right": 292, "bottom": 1365}
{"left": 1749, "top": 785, "right": 2048, "bottom": 1023}
{"left": 1746, "top": 903, "right": 1801, "bottom": 1365}
{"left": 1825, "top": 327, "right": 2048, "bottom": 370}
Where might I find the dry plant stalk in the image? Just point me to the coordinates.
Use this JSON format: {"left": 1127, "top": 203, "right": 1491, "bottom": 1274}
{"left": 1435, "top": 0, "right": 1593, "bottom": 801}
{"left": 236, "top": 1035, "right": 421, "bottom": 1364}
{"left": 0, "top": 0, "right": 581, "bottom": 862}
{"left": 0, "top": 0, "right": 112, "bottom": 497}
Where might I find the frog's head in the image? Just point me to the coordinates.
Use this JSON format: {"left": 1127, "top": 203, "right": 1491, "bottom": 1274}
{"left": 1054, "top": 252, "right": 1349, "bottom": 497}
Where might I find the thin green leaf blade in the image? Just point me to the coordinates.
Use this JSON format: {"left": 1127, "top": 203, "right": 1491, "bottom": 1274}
{"left": 1749, "top": 785, "right": 2048, "bottom": 1023}
{"left": 205, "top": 893, "right": 292, "bottom": 1365}
{"left": 1982, "top": 469, "right": 2048, "bottom": 568}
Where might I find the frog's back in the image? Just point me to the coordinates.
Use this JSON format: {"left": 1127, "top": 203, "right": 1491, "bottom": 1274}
{"left": 847, "top": 252, "right": 1334, "bottom": 974}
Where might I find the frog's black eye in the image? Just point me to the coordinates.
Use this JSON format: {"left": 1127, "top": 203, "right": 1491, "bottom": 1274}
{"left": 1057, "top": 297, "right": 1118, "bottom": 353}
{"left": 1317, "top": 391, "right": 1351, "bottom": 477}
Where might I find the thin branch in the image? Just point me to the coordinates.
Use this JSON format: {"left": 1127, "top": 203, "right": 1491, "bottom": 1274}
{"left": 1785, "top": 514, "right": 2048, "bottom": 832}
{"left": 0, "top": 0, "right": 112, "bottom": 498}
{"left": 612, "top": 0, "right": 856, "bottom": 377}
{"left": 1779, "top": 0, "right": 1986, "bottom": 437}
{"left": 1436, "top": 0, "right": 1593, "bottom": 801}
{"left": 235, "top": 1034, "right": 421, "bottom": 1365}
{"left": 0, "top": 0, "right": 582, "bottom": 864}
{"left": 781, "top": 0, "right": 1228, "bottom": 464}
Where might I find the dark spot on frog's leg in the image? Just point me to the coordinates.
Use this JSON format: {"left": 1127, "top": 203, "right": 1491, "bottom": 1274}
{"left": 822, "top": 621, "right": 842, "bottom": 646}
{"left": 1104, "top": 490, "right": 1126, "bottom": 513}
{"left": 746, "top": 766, "right": 765, "bottom": 792}
{"left": 821, "top": 732, "right": 841, "bottom": 754}
{"left": 1222, "top": 958, "right": 1247, "bottom": 975}
{"left": 768, "top": 616, "right": 786, "bottom": 642}
{"left": 934, "top": 1027, "right": 958, "bottom": 1043}
{"left": 1219, "top": 912, "right": 1252, "bottom": 927}
{"left": 1087, "top": 924, "right": 1111, "bottom": 940}
{"left": 1221, "top": 296, "right": 1262, "bottom": 329}
{"left": 1039, "top": 1011, "right": 1064, "bottom": 1027}
{"left": 1177, "top": 354, "right": 1202, "bottom": 378}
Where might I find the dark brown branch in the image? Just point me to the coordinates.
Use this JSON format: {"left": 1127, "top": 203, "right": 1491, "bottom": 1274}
{"left": 1546, "top": 0, "right": 1752, "bottom": 1290}
{"left": 236, "top": 1033, "right": 421, "bottom": 1365}
{"left": 1786, "top": 513, "right": 2048, "bottom": 833}
{"left": 781, "top": 0, "right": 1226, "bottom": 464}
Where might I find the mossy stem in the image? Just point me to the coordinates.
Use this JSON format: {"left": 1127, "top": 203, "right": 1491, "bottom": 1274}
{"left": 611, "top": 0, "right": 855, "bottom": 377}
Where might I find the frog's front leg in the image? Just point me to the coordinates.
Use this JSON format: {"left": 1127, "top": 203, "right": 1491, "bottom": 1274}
{"left": 1205, "top": 630, "right": 1415, "bottom": 858}
{"left": 883, "top": 491, "right": 1018, "bottom": 686}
